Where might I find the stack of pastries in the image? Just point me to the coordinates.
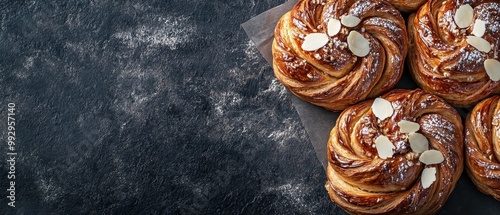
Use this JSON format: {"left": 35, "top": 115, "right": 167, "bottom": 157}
{"left": 271, "top": 0, "right": 500, "bottom": 214}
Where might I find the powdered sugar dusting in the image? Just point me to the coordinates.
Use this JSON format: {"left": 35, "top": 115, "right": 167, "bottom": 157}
{"left": 244, "top": 40, "right": 260, "bottom": 65}
{"left": 440, "top": 9, "right": 462, "bottom": 41}
{"left": 210, "top": 91, "right": 243, "bottom": 116}
{"left": 349, "top": 0, "right": 373, "bottom": 17}
{"left": 453, "top": 49, "right": 486, "bottom": 72}
{"left": 261, "top": 79, "right": 288, "bottom": 100}
{"left": 475, "top": 2, "right": 500, "bottom": 34}
{"left": 368, "top": 18, "right": 401, "bottom": 36}
{"left": 265, "top": 183, "right": 319, "bottom": 213}
{"left": 113, "top": 67, "right": 166, "bottom": 120}
{"left": 475, "top": 2, "right": 500, "bottom": 60}
{"left": 36, "top": 178, "right": 63, "bottom": 203}
{"left": 268, "top": 118, "right": 302, "bottom": 150}
{"left": 419, "top": 114, "right": 456, "bottom": 144}
{"left": 420, "top": 1, "right": 500, "bottom": 78}
{"left": 113, "top": 15, "right": 196, "bottom": 50}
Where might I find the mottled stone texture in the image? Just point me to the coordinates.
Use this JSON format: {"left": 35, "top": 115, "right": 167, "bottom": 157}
{"left": 1, "top": 0, "right": 499, "bottom": 215}
{"left": 0, "top": 0, "right": 338, "bottom": 214}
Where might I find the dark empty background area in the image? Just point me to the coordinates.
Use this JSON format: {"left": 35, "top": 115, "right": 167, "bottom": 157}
{"left": 0, "top": 0, "right": 498, "bottom": 214}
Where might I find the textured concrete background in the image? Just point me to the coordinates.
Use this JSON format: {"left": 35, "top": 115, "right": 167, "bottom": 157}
{"left": 0, "top": 0, "right": 498, "bottom": 214}
{"left": 0, "top": 0, "right": 339, "bottom": 214}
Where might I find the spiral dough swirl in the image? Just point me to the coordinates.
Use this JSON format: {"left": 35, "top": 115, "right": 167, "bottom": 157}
{"left": 465, "top": 95, "right": 500, "bottom": 200}
{"left": 272, "top": 0, "right": 407, "bottom": 111}
{"left": 386, "top": 0, "right": 426, "bottom": 12}
{"left": 408, "top": 0, "right": 500, "bottom": 107}
{"left": 325, "top": 89, "right": 464, "bottom": 214}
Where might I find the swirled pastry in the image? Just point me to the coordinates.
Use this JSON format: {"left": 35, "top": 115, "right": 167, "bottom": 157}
{"left": 465, "top": 95, "right": 500, "bottom": 200}
{"left": 408, "top": 0, "right": 500, "bottom": 107}
{"left": 272, "top": 0, "right": 407, "bottom": 111}
{"left": 387, "top": 0, "right": 427, "bottom": 12}
{"left": 325, "top": 89, "right": 464, "bottom": 214}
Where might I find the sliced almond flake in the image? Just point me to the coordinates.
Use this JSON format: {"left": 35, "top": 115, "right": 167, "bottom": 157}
{"left": 371, "top": 98, "right": 393, "bottom": 120}
{"left": 409, "top": 133, "right": 429, "bottom": 153}
{"left": 347, "top": 31, "right": 370, "bottom": 57}
{"left": 301, "top": 33, "right": 329, "bottom": 51}
{"left": 421, "top": 167, "right": 437, "bottom": 189}
{"left": 472, "top": 19, "right": 486, "bottom": 37}
{"left": 341, "top": 15, "right": 361, "bottom": 27}
{"left": 419, "top": 150, "right": 445, "bottom": 165}
{"left": 398, "top": 120, "right": 420, "bottom": 133}
{"left": 327, "top": 18, "right": 341, "bottom": 37}
{"left": 375, "top": 135, "right": 395, "bottom": 159}
{"left": 466, "top": 36, "right": 492, "bottom": 53}
{"left": 454, "top": 4, "right": 474, "bottom": 29}
{"left": 484, "top": 59, "right": 500, "bottom": 81}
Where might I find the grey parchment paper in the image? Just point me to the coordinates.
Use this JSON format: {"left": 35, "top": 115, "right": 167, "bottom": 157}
{"left": 241, "top": 0, "right": 337, "bottom": 169}
{"left": 241, "top": 0, "right": 466, "bottom": 169}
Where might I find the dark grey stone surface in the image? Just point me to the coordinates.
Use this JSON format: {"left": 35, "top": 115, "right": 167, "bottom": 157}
{"left": 0, "top": 0, "right": 339, "bottom": 214}
{"left": 0, "top": 0, "right": 498, "bottom": 214}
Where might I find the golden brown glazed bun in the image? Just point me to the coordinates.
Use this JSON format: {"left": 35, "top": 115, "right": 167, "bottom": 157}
{"left": 387, "top": 0, "right": 427, "bottom": 12}
{"left": 326, "top": 89, "right": 464, "bottom": 214}
{"left": 272, "top": 0, "right": 407, "bottom": 111}
{"left": 465, "top": 95, "right": 500, "bottom": 200}
{"left": 408, "top": 0, "right": 500, "bottom": 107}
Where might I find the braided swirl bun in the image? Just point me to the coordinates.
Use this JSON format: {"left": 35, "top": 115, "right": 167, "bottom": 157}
{"left": 408, "top": 0, "right": 500, "bottom": 107}
{"left": 465, "top": 95, "right": 500, "bottom": 200}
{"left": 272, "top": 0, "right": 407, "bottom": 111}
{"left": 325, "top": 89, "right": 464, "bottom": 214}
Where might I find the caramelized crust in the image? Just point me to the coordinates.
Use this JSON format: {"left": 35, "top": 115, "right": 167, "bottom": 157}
{"left": 408, "top": 0, "right": 500, "bottom": 107}
{"left": 326, "top": 89, "right": 464, "bottom": 214}
{"left": 387, "top": 0, "right": 427, "bottom": 12}
{"left": 465, "top": 95, "right": 500, "bottom": 200}
{"left": 272, "top": 0, "right": 407, "bottom": 111}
